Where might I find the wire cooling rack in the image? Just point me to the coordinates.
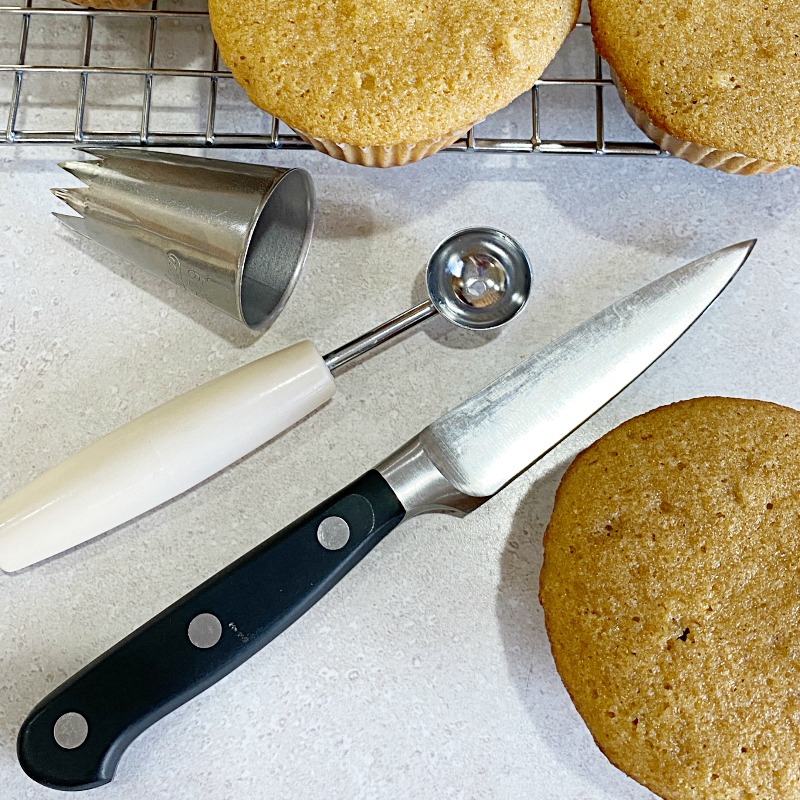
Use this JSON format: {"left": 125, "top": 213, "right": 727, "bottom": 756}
{"left": 0, "top": 0, "right": 663, "bottom": 155}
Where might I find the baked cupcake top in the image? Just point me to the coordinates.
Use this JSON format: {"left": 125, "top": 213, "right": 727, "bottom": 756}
{"left": 590, "top": 0, "right": 800, "bottom": 165}
{"left": 209, "top": 0, "right": 579, "bottom": 147}
{"left": 540, "top": 397, "right": 800, "bottom": 800}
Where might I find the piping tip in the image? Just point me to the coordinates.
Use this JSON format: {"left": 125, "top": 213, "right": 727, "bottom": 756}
{"left": 74, "top": 146, "right": 114, "bottom": 160}
{"left": 52, "top": 212, "right": 91, "bottom": 239}
{"left": 51, "top": 187, "right": 90, "bottom": 216}
{"left": 57, "top": 159, "right": 101, "bottom": 185}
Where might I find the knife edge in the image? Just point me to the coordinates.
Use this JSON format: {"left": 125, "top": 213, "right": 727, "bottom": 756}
{"left": 419, "top": 240, "right": 755, "bottom": 498}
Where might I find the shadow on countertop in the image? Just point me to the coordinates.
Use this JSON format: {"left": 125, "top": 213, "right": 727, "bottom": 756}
{"left": 495, "top": 456, "right": 648, "bottom": 796}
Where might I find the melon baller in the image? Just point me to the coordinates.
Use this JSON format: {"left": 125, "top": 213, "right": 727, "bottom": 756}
{"left": 0, "top": 228, "right": 532, "bottom": 572}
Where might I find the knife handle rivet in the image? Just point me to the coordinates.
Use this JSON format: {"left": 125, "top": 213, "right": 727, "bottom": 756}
{"left": 317, "top": 516, "right": 350, "bottom": 550}
{"left": 188, "top": 612, "right": 223, "bottom": 649}
{"left": 53, "top": 712, "right": 88, "bottom": 750}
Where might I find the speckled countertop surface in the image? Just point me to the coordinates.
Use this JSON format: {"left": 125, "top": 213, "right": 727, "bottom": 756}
{"left": 2, "top": 110, "right": 800, "bottom": 799}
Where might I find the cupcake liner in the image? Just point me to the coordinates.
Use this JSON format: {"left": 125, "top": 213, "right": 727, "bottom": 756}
{"left": 611, "top": 70, "right": 786, "bottom": 175}
{"left": 65, "top": 0, "right": 153, "bottom": 7}
{"left": 292, "top": 124, "right": 477, "bottom": 168}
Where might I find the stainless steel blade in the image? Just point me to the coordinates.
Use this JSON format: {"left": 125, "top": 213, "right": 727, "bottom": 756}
{"left": 418, "top": 241, "right": 754, "bottom": 498}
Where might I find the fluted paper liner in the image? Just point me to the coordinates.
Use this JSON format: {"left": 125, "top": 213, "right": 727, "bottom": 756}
{"left": 66, "top": 0, "right": 152, "bottom": 8}
{"left": 293, "top": 125, "right": 477, "bottom": 168}
{"left": 611, "top": 70, "right": 785, "bottom": 176}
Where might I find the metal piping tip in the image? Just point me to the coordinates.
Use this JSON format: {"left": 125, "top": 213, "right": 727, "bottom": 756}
{"left": 77, "top": 147, "right": 144, "bottom": 164}
{"left": 51, "top": 187, "right": 90, "bottom": 216}
{"left": 76, "top": 147, "right": 163, "bottom": 169}
{"left": 74, "top": 146, "right": 113, "bottom": 160}
{"left": 52, "top": 212, "right": 91, "bottom": 239}
{"left": 57, "top": 159, "right": 101, "bottom": 185}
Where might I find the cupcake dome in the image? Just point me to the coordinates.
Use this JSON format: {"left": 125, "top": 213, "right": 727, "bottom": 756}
{"left": 590, "top": 0, "right": 800, "bottom": 172}
{"left": 209, "top": 0, "right": 580, "bottom": 165}
{"left": 540, "top": 397, "right": 800, "bottom": 800}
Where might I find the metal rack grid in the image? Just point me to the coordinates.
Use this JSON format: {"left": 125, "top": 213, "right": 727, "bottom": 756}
{"left": 0, "top": 0, "right": 664, "bottom": 155}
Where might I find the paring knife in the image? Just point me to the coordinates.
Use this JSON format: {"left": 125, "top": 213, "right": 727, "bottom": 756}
{"left": 17, "top": 241, "right": 754, "bottom": 791}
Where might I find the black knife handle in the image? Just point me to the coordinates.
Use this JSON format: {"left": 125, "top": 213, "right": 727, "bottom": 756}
{"left": 17, "top": 470, "right": 405, "bottom": 791}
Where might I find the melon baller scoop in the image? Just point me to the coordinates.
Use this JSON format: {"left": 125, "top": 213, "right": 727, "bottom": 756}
{"left": 0, "top": 228, "right": 532, "bottom": 572}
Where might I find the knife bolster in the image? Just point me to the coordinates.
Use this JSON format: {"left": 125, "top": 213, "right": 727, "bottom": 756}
{"left": 376, "top": 439, "right": 485, "bottom": 518}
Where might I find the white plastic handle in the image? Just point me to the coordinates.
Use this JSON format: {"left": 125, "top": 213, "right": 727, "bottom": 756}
{"left": 0, "top": 340, "right": 336, "bottom": 572}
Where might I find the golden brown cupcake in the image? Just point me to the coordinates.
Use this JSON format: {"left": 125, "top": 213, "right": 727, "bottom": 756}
{"left": 209, "top": 0, "right": 580, "bottom": 166}
{"left": 540, "top": 397, "right": 800, "bottom": 799}
{"left": 590, "top": 0, "right": 800, "bottom": 174}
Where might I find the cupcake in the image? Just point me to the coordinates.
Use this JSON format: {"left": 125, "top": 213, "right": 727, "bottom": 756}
{"left": 540, "top": 397, "right": 800, "bottom": 799}
{"left": 590, "top": 0, "right": 800, "bottom": 174}
{"left": 209, "top": 0, "right": 580, "bottom": 166}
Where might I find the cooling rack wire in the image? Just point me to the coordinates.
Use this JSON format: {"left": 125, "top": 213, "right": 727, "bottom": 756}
{"left": 0, "top": 0, "right": 664, "bottom": 155}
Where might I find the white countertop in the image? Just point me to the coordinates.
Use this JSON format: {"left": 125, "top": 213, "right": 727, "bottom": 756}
{"left": 2, "top": 135, "right": 800, "bottom": 799}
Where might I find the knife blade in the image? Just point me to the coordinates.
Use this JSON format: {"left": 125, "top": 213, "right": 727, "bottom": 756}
{"left": 16, "top": 240, "right": 754, "bottom": 791}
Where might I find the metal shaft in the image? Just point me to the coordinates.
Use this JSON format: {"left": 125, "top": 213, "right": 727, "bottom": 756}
{"left": 323, "top": 301, "right": 437, "bottom": 372}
